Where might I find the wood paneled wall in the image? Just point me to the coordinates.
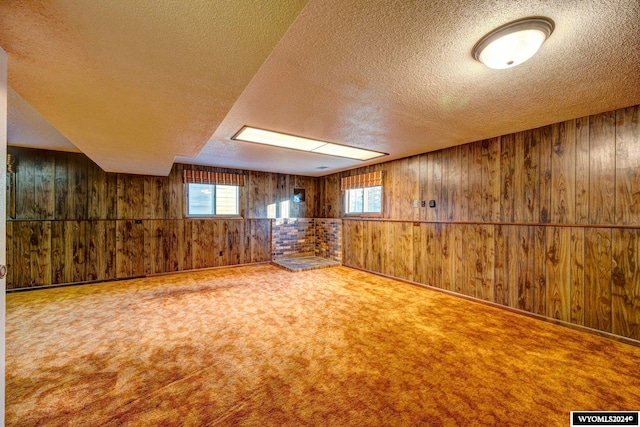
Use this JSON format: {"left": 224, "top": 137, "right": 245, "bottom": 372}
{"left": 8, "top": 148, "right": 319, "bottom": 221}
{"left": 322, "top": 105, "right": 640, "bottom": 343}
{"left": 6, "top": 219, "right": 271, "bottom": 288}
{"left": 6, "top": 147, "right": 319, "bottom": 288}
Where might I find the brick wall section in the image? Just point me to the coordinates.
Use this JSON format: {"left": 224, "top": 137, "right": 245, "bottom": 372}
{"left": 315, "top": 219, "right": 342, "bottom": 262}
{"left": 272, "top": 218, "right": 316, "bottom": 259}
{"left": 272, "top": 218, "right": 342, "bottom": 262}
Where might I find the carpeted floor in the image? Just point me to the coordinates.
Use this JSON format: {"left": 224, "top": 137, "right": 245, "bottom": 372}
{"left": 5, "top": 265, "right": 640, "bottom": 426}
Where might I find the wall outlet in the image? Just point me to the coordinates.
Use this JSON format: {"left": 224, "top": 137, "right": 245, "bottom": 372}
{"left": 421, "top": 200, "right": 426, "bottom": 207}
{"left": 413, "top": 200, "right": 419, "bottom": 208}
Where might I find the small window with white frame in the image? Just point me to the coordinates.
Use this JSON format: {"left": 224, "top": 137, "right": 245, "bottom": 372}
{"left": 342, "top": 171, "right": 383, "bottom": 215}
{"left": 187, "top": 183, "right": 239, "bottom": 216}
{"left": 345, "top": 186, "right": 382, "bottom": 214}
{"left": 183, "top": 170, "right": 244, "bottom": 217}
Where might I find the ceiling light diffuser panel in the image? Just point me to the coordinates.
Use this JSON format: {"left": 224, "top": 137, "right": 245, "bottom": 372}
{"left": 232, "top": 126, "right": 387, "bottom": 161}
{"left": 473, "top": 17, "right": 554, "bottom": 69}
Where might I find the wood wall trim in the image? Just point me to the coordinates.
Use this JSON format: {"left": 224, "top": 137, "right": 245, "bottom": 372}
{"left": 341, "top": 218, "right": 640, "bottom": 230}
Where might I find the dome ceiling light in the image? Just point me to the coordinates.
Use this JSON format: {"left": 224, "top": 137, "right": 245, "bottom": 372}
{"left": 473, "top": 17, "right": 554, "bottom": 69}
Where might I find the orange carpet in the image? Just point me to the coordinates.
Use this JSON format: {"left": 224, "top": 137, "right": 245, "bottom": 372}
{"left": 6, "top": 265, "right": 640, "bottom": 426}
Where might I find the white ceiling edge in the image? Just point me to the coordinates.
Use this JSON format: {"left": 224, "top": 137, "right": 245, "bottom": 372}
{"left": 7, "top": 86, "right": 79, "bottom": 153}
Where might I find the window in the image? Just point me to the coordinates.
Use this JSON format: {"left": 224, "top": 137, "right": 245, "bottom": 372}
{"left": 183, "top": 170, "right": 245, "bottom": 217}
{"left": 341, "top": 171, "right": 384, "bottom": 215}
{"left": 345, "top": 186, "right": 382, "bottom": 214}
{"left": 187, "top": 183, "right": 239, "bottom": 216}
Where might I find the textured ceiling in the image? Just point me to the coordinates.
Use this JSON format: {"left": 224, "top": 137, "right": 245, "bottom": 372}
{"left": 0, "top": 0, "right": 308, "bottom": 175}
{"left": 7, "top": 87, "right": 78, "bottom": 153}
{"left": 2, "top": 0, "right": 640, "bottom": 176}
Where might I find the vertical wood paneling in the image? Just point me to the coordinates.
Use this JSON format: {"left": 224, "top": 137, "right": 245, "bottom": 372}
{"left": 390, "top": 222, "right": 412, "bottom": 281}
{"left": 575, "top": 117, "right": 590, "bottom": 224}
{"left": 459, "top": 144, "right": 470, "bottom": 221}
{"left": 6, "top": 222, "right": 14, "bottom": 288}
{"left": 585, "top": 228, "right": 612, "bottom": 332}
{"left": 481, "top": 138, "right": 500, "bottom": 222}
{"left": 54, "top": 152, "right": 69, "bottom": 219}
{"left": 191, "top": 220, "right": 204, "bottom": 270}
{"left": 494, "top": 225, "right": 518, "bottom": 308}
{"left": 249, "top": 219, "right": 271, "bottom": 263}
{"left": 513, "top": 132, "right": 525, "bottom": 222}
{"left": 393, "top": 158, "right": 418, "bottom": 220}
{"left": 611, "top": 229, "right": 640, "bottom": 340}
{"left": 462, "top": 224, "right": 476, "bottom": 297}
{"left": 33, "top": 151, "right": 55, "bottom": 219}
{"left": 177, "top": 220, "right": 191, "bottom": 270}
{"left": 226, "top": 220, "right": 244, "bottom": 266}
{"left": 469, "top": 142, "right": 483, "bottom": 222}
{"left": 439, "top": 224, "right": 451, "bottom": 291}
{"left": 570, "top": 228, "right": 585, "bottom": 325}
{"left": 423, "top": 223, "right": 441, "bottom": 287}
{"left": 29, "top": 221, "right": 52, "bottom": 286}
{"left": 445, "top": 145, "right": 460, "bottom": 221}
{"left": 118, "top": 174, "right": 145, "bottom": 219}
{"left": 452, "top": 224, "right": 464, "bottom": 295}
{"left": 204, "top": 220, "right": 218, "bottom": 268}
{"left": 418, "top": 154, "right": 429, "bottom": 222}
{"left": 533, "top": 226, "right": 547, "bottom": 315}
{"left": 69, "top": 154, "right": 88, "bottom": 220}
{"left": 615, "top": 106, "right": 640, "bottom": 225}
{"left": 321, "top": 173, "right": 340, "bottom": 218}
{"left": 380, "top": 222, "right": 393, "bottom": 276}
{"left": 428, "top": 152, "right": 443, "bottom": 221}
{"left": 51, "top": 221, "right": 66, "bottom": 284}
{"left": 523, "top": 129, "right": 540, "bottom": 223}
{"left": 589, "top": 112, "right": 616, "bottom": 225}
{"left": 167, "top": 220, "right": 180, "bottom": 272}
{"left": 87, "top": 220, "right": 116, "bottom": 281}
{"left": 87, "top": 161, "right": 117, "bottom": 220}
{"left": 507, "top": 226, "right": 519, "bottom": 309}
{"left": 408, "top": 156, "right": 420, "bottom": 221}
{"left": 365, "top": 221, "right": 382, "bottom": 273}
{"left": 475, "top": 224, "right": 494, "bottom": 301}
{"left": 168, "top": 164, "right": 184, "bottom": 219}
{"left": 517, "top": 226, "right": 534, "bottom": 312}
{"left": 70, "top": 221, "right": 87, "bottom": 282}
{"left": 144, "top": 220, "right": 164, "bottom": 275}
{"left": 551, "top": 120, "right": 576, "bottom": 223}
{"left": 17, "top": 150, "right": 35, "bottom": 219}
{"left": 500, "top": 134, "right": 516, "bottom": 222}
{"left": 116, "top": 220, "right": 143, "bottom": 278}
{"left": 343, "top": 220, "right": 364, "bottom": 269}
{"left": 144, "top": 176, "right": 170, "bottom": 219}
{"left": 494, "top": 225, "right": 508, "bottom": 306}
{"left": 538, "top": 126, "right": 552, "bottom": 223}
{"left": 413, "top": 224, "right": 427, "bottom": 285}
{"left": 13, "top": 222, "right": 31, "bottom": 287}
{"left": 546, "top": 227, "right": 571, "bottom": 321}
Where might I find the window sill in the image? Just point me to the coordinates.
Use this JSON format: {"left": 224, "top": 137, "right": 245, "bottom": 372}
{"left": 185, "top": 215, "right": 244, "bottom": 219}
{"left": 342, "top": 212, "right": 383, "bottom": 219}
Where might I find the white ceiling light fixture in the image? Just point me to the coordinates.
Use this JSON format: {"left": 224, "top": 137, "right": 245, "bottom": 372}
{"left": 473, "top": 17, "right": 554, "bottom": 70}
{"left": 232, "top": 126, "right": 387, "bottom": 161}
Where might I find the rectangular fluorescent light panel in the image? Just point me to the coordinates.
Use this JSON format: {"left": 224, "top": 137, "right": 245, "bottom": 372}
{"left": 232, "top": 126, "right": 386, "bottom": 161}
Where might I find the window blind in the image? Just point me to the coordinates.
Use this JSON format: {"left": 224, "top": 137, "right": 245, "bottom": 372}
{"left": 340, "top": 171, "right": 383, "bottom": 190}
{"left": 183, "top": 170, "right": 245, "bottom": 186}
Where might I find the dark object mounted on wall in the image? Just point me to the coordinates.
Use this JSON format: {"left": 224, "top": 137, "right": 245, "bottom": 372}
{"left": 293, "top": 188, "right": 306, "bottom": 203}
